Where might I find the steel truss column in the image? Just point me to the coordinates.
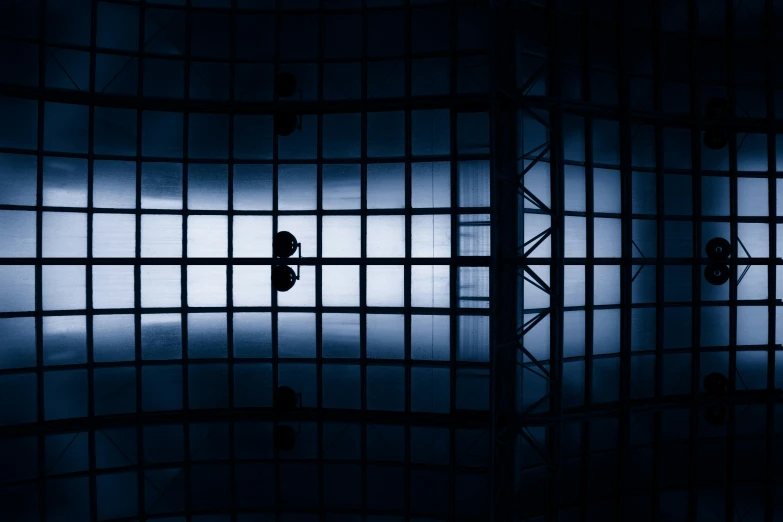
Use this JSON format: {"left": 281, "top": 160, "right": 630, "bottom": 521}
{"left": 489, "top": 1, "right": 520, "bottom": 521}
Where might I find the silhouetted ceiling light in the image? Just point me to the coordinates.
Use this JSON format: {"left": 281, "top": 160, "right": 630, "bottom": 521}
{"left": 703, "top": 127, "right": 728, "bottom": 150}
{"left": 272, "top": 265, "right": 298, "bottom": 292}
{"left": 273, "top": 231, "right": 299, "bottom": 258}
{"left": 275, "top": 112, "right": 300, "bottom": 137}
{"left": 273, "top": 385, "right": 299, "bottom": 412}
{"left": 275, "top": 72, "right": 298, "bottom": 98}
{"left": 705, "top": 97, "right": 730, "bottom": 120}
{"left": 704, "top": 262, "right": 730, "bottom": 286}
{"left": 706, "top": 237, "right": 731, "bottom": 260}
{"left": 273, "top": 425, "right": 297, "bottom": 452}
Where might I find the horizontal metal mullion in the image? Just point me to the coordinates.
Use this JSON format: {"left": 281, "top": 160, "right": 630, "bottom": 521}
{"left": 1, "top": 257, "right": 492, "bottom": 266}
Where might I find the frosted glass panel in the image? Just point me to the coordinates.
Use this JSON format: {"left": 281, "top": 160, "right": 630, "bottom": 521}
{"left": 411, "top": 109, "right": 450, "bottom": 156}
{"left": 188, "top": 164, "right": 228, "bottom": 210}
{"left": 141, "top": 265, "right": 181, "bottom": 308}
{"left": 457, "top": 315, "right": 489, "bottom": 362}
{"left": 43, "top": 157, "right": 88, "bottom": 207}
{"left": 367, "top": 163, "right": 404, "bottom": 209}
{"left": 141, "top": 215, "right": 182, "bottom": 257}
{"left": 412, "top": 162, "right": 450, "bottom": 208}
{"left": 0, "top": 152, "right": 37, "bottom": 206}
{"left": 43, "top": 265, "right": 86, "bottom": 311}
{"left": 594, "top": 218, "right": 621, "bottom": 258}
{"left": 458, "top": 160, "right": 490, "bottom": 208}
{"left": 0, "top": 317, "right": 36, "bottom": 369}
{"left": 0, "top": 210, "right": 36, "bottom": 257}
{"left": 233, "top": 216, "right": 272, "bottom": 258}
{"left": 94, "top": 160, "right": 136, "bottom": 209}
{"left": 93, "top": 315, "right": 135, "bottom": 362}
{"left": 278, "top": 164, "right": 317, "bottom": 210}
{"left": 738, "top": 177, "right": 768, "bottom": 217}
{"left": 322, "top": 265, "right": 360, "bottom": 307}
{"left": 366, "top": 314, "right": 404, "bottom": 359}
{"left": 141, "top": 163, "right": 182, "bottom": 209}
{"left": 322, "top": 313, "right": 360, "bottom": 358}
{"left": 411, "top": 265, "right": 449, "bottom": 308}
{"left": 323, "top": 216, "right": 361, "bottom": 258}
{"left": 233, "top": 265, "right": 271, "bottom": 307}
{"left": 278, "top": 313, "right": 316, "bottom": 358}
{"left": 188, "top": 216, "right": 228, "bottom": 257}
{"left": 458, "top": 266, "right": 489, "bottom": 308}
{"left": 43, "top": 212, "right": 87, "bottom": 257}
{"left": 233, "top": 312, "right": 273, "bottom": 358}
{"left": 188, "top": 265, "right": 227, "bottom": 307}
{"left": 93, "top": 265, "right": 134, "bottom": 309}
{"left": 411, "top": 214, "right": 450, "bottom": 257}
{"left": 458, "top": 214, "right": 490, "bottom": 256}
{"left": 564, "top": 216, "right": 587, "bottom": 257}
{"left": 367, "top": 265, "right": 404, "bottom": 307}
{"left": 43, "top": 315, "right": 87, "bottom": 366}
{"left": 411, "top": 315, "right": 450, "bottom": 360}
{"left": 93, "top": 214, "right": 136, "bottom": 257}
{"left": 188, "top": 313, "right": 228, "bottom": 358}
{"left": 593, "top": 168, "right": 621, "bottom": 214}
{"left": 141, "top": 314, "right": 182, "bottom": 360}
{"left": 367, "top": 216, "right": 405, "bottom": 257}
{"left": 0, "top": 266, "right": 35, "bottom": 312}
{"left": 594, "top": 265, "right": 620, "bottom": 306}
{"left": 233, "top": 164, "right": 272, "bottom": 211}
{"left": 322, "top": 164, "right": 361, "bottom": 210}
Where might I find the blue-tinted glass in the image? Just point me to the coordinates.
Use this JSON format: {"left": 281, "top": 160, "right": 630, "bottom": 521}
{"left": 46, "top": 477, "right": 89, "bottom": 522}
{"left": 278, "top": 313, "right": 316, "bottom": 358}
{"left": 278, "top": 115, "right": 317, "bottom": 159}
{"left": 234, "top": 116, "right": 273, "bottom": 160}
{"left": 43, "top": 265, "right": 86, "bottom": 311}
{"left": 189, "top": 364, "right": 229, "bottom": 409}
{"left": 97, "top": 472, "right": 138, "bottom": 520}
{"left": 412, "top": 162, "right": 450, "bottom": 208}
{"left": 235, "top": 364, "right": 272, "bottom": 407}
{"left": 97, "top": 3, "right": 138, "bottom": 50}
{"left": 322, "top": 164, "right": 360, "bottom": 210}
{"left": 144, "top": 58, "right": 185, "bottom": 98}
{"left": 324, "top": 62, "right": 361, "bottom": 100}
{"left": 456, "top": 369, "right": 489, "bottom": 410}
{"left": 234, "top": 216, "right": 273, "bottom": 258}
{"left": 233, "top": 165, "right": 273, "bottom": 210}
{"left": 233, "top": 313, "right": 273, "bottom": 358}
{"left": 96, "top": 54, "right": 138, "bottom": 95}
{"left": 93, "top": 265, "right": 135, "bottom": 309}
{"left": 366, "top": 314, "right": 404, "bottom": 359}
{"left": 411, "top": 367, "right": 450, "bottom": 413}
{"left": 141, "top": 313, "right": 182, "bottom": 359}
{"left": 411, "top": 265, "right": 449, "bottom": 307}
{"left": 188, "top": 265, "right": 227, "bottom": 307}
{"left": 93, "top": 214, "right": 136, "bottom": 258}
{"left": 0, "top": 153, "right": 37, "bottom": 206}
{"left": 43, "top": 158, "right": 87, "bottom": 207}
{"left": 0, "top": 317, "right": 37, "bottom": 370}
{"left": 278, "top": 164, "right": 317, "bottom": 210}
{"left": 142, "top": 162, "right": 182, "bottom": 209}
{"left": 188, "top": 313, "right": 228, "bottom": 358}
{"left": 43, "top": 316, "right": 87, "bottom": 366}
{"left": 141, "top": 215, "right": 182, "bottom": 257}
{"left": 94, "top": 160, "right": 136, "bottom": 208}
{"left": 367, "top": 265, "right": 404, "bottom": 307}
{"left": 47, "top": 0, "right": 91, "bottom": 46}
{"left": 366, "top": 366, "right": 404, "bottom": 411}
{"left": 412, "top": 57, "right": 449, "bottom": 96}
{"left": 323, "top": 113, "right": 361, "bottom": 159}
{"left": 458, "top": 160, "right": 490, "bottom": 208}
{"left": 367, "top": 60, "right": 405, "bottom": 98}
{"left": 411, "top": 109, "right": 450, "bottom": 156}
{"left": 458, "top": 316, "right": 490, "bottom": 362}
{"left": 94, "top": 107, "right": 137, "bottom": 156}
{"left": 142, "top": 365, "right": 182, "bottom": 411}
{"left": 322, "top": 265, "right": 359, "bottom": 307}
{"left": 189, "top": 114, "right": 229, "bottom": 160}
{"left": 322, "top": 364, "right": 360, "bottom": 409}
{"left": 93, "top": 315, "right": 135, "bottom": 362}
{"left": 44, "top": 102, "right": 88, "bottom": 153}
{"left": 144, "top": 425, "right": 184, "bottom": 463}
{"left": 0, "top": 265, "right": 35, "bottom": 312}
{"left": 411, "top": 315, "right": 450, "bottom": 361}
{"left": 45, "top": 370, "right": 88, "bottom": 420}
{"left": 188, "top": 216, "right": 228, "bottom": 257}
{"left": 0, "top": 210, "right": 36, "bottom": 257}
{"left": 188, "top": 164, "right": 228, "bottom": 210}
{"left": 278, "top": 363, "right": 317, "bottom": 408}
{"left": 411, "top": 214, "right": 450, "bottom": 257}
{"left": 323, "top": 216, "right": 361, "bottom": 258}
{"left": 233, "top": 265, "right": 271, "bottom": 307}
{"left": 322, "top": 314, "right": 360, "bottom": 358}
{"left": 43, "top": 212, "right": 87, "bottom": 257}
{"left": 95, "top": 367, "right": 136, "bottom": 415}
{"left": 142, "top": 111, "right": 183, "bottom": 158}
{"left": 0, "top": 373, "right": 37, "bottom": 425}
{"left": 96, "top": 428, "right": 137, "bottom": 468}
{"left": 0, "top": 97, "right": 37, "bottom": 150}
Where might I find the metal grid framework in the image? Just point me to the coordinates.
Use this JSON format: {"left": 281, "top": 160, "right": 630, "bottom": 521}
{"left": 0, "top": 1, "right": 495, "bottom": 521}
{"left": 494, "top": 0, "right": 783, "bottom": 521}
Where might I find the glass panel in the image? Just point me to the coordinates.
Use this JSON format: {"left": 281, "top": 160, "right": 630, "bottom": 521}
{"left": 141, "top": 162, "right": 183, "bottom": 209}
{"left": 141, "top": 265, "right": 181, "bottom": 308}
{"left": 278, "top": 215, "right": 317, "bottom": 258}
{"left": 322, "top": 265, "right": 360, "bottom": 307}
{"left": 366, "top": 314, "right": 404, "bottom": 359}
{"left": 367, "top": 265, "right": 404, "bottom": 307}
{"left": 94, "top": 161, "right": 136, "bottom": 209}
{"left": 188, "top": 313, "right": 227, "bottom": 358}
{"left": 411, "top": 109, "right": 450, "bottom": 156}
{"left": 278, "top": 313, "right": 316, "bottom": 358}
{"left": 44, "top": 370, "right": 88, "bottom": 420}
{"left": 141, "top": 313, "right": 182, "bottom": 360}
{"left": 323, "top": 216, "right": 361, "bottom": 258}
{"left": 457, "top": 316, "right": 489, "bottom": 362}
{"left": 458, "top": 214, "right": 490, "bottom": 256}
{"left": 43, "top": 265, "right": 86, "bottom": 311}
{"left": 233, "top": 216, "right": 272, "bottom": 258}
{"left": 322, "top": 164, "right": 360, "bottom": 210}
{"left": 0, "top": 210, "right": 36, "bottom": 257}
{"left": 0, "top": 266, "right": 35, "bottom": 312}
{"left": 458, "top": 266, "right": 489, "bottom": 308}
{"left": 322, "top": 313, "right": 360, "bottom": 358}
{"left": 278, "top": 164, "right": 317, "bottom": 210}
{"left": 93, "top": 214, "right": 136, "bottom": 257}
{"left": 458, "top": 160, "right": 490, "bottom": 208}
{"left": 411, "top": 214, "right": 450, "bottom": 257}
{"left": 43, "top": 157, "right": 88, "bottom": 207}
{"left": 411, "top": 315, "right": 450, "bottom": 361}
{"left": 367, "top": 216, "right": 405, "bottom": 257}
{"left": 411, "top": 367, "right": 450, "bottom": 413}
{"left": 411, "top": 265, "right": 449, "bottom": 308}
{"left": 43, "top": 315, "right": 87, "bottom": 366}
{"left": 367, "top": 163, "right": 404, "bottom": 209}
{"left": 93, "top": 265, "right": 134, "bottom": 309}
{"left": 233, "top": 164, "right": 273, "bottom": 210}
{"left": 43, "top": 212, "right": 87, "bottom": 257}
{"left": 233, "top": 312, "right": 272, "bottom": 358}
{"left": 141, "top": 215, "right": 182, "bottom": 257}
{"left": 233, "top": 265, "right": 271, "bottom": 307}
{"left": 188, "top": 216, "right": 228, "bottom": 258}
{"left": 0, "top": 317, "right": 37, "bottom": 369}
{"left": 188, "top": 265, "right": 227, "bottom": 307}
{"left": 276, "top": 265, "right": 315, "bottom": 307}
{"left": 188, "top": 164, "right": 228, "bottom": 210}
{"left": 411, "top": 162, "right": 450, "bottom": 208}
{"left": 93, "top": 315, "right": 135, "bottom": 362}
{"left": 0, "top": 153, "right": 37, "bottom": 206}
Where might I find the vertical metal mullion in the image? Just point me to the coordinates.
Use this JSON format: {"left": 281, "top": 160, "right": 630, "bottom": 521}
{"left": 448, "top": 2, "right": 459, "bottom": 519}
{"left": 135, "top": 1, "right": 146, "bottom": 518}
{"left": 360, "top": 0, "right": 369, "bottom": 517}
{"left": 404, "top": 2, "right": 413, "bottom": 520}
{"left": 765, "top": 1, "right": 776, "bottom": 521}
{"left": 316, "top": 4, "right": 324, "bottom": 519}
{"left": 271, "top": 5, "right": 281, "bottom": 519}
{"left": 182, "top": 0, "right": 192, "bottom": 519}
{"left": 725, "top": 1, "right": 737, "bottom": 520}
{"left": 227, "top": 0, "right": 237, "bottom": 519}
{"left": 36, "top": 1, "right": 47, "bottom": 519}
{"left": 87, "top": 0, "right": 99, "bottom": 519}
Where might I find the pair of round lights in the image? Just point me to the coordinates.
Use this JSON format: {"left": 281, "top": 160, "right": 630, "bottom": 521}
{"left": 704, "top": 237, "right": 732, "bottom": 286}
{"left": 272, "top": 231, "right": 300, "bottom": 292}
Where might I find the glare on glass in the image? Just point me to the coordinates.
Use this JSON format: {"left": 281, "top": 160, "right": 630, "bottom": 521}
{"left": 367, "top": 163, "right": 405, "bottom": 209}
{"left": 93, "top": 214, "right": 136, "bottom": 258}
{"left": 141, "top": 162, "right": 183, "bottom": 209}
{"left": 367, "top": 215, "right": 405, "bottom": 257}
{"left": 43, "top": 315, "right": 87, "bottom": 366}
{"left": 188, "top": 265, "right": 227, "bottom": 307}
{"left": 233, "top": 265, "right": 271, "bottom": 307}
{"left": 322, "top": 265, "right": 360, "bottom": 307}
{"left": 93, "top": 266, "right": 135, "bottom": 309}
{"left": 141, "top": 215, "right": 182, "bottom": 257}
{"left": 278, "top": 164, "right": 317, "bottom": 210}
{"left": 233, "top": 164, "right": 273, "bottom": 210}
{"left": 93, "top": 160, "right": 136, "bottom": 209}
{"left": 366, "top": 265, "right": 404, "bottom": 307}
{"left": 141, "top": 265, "right": 181, "bottom": 308}
{"left": 322, "top": 164, "right": 361, "bottom": 210}
{"left": 43, "top": 265, "right": 86, "bottom": 311}
{"left": 43, "top": 157, "right": 88, "bottom": 208}
{"left": 187, "top": 215, "right": 228, "bottom": 257}
{"left": 0, "top": 265, "right": 35, "bottom": 312}
{"left": 277, "top": 215, "right": 317, "bottom": 257}
{"left": 233, "top": 216, "right": 272, "bottom": 258}
{"left": 322, "top": 216, "right": 361, "bottom": 258}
